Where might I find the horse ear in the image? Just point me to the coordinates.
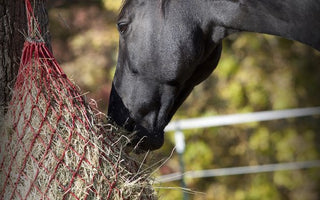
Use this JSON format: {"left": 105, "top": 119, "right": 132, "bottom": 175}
{"left": 207, "top": 0, "right": 320, "bottom": 51}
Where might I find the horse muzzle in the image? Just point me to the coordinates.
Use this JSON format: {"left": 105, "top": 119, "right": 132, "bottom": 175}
{"left": 108, "top": 84, "right": 164, "bottom": 152}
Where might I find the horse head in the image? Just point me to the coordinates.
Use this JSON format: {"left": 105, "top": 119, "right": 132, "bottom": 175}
{"left": 108, "top": 0, "right": 320, "bottom": 151}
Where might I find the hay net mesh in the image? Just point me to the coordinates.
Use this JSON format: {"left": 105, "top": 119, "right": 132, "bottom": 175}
{"left": 0, "top": 1, "right": 156, "bottom": 199}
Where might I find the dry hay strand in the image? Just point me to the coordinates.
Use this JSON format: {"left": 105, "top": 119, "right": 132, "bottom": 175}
{"left": 0, "top": 42, "right": 157, "bottom": 200}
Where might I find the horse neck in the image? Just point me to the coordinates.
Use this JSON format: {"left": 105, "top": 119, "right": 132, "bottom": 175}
{"left": 200, "top": 0, "right": 320, "bottom": 50}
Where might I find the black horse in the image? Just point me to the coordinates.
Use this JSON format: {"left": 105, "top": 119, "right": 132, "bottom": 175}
{"left": 108, "top": 0, "right": 320, "bottom": 151}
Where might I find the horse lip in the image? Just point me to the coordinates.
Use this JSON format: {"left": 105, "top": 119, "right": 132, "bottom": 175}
{"left": 132, "top": 124, "right": 164, "bottom": 152}
{"left": 123, "top": 117, "right": 165, "bottom": 151}
{"left": 123, "top": 117, "right": 136, "bottom": 131}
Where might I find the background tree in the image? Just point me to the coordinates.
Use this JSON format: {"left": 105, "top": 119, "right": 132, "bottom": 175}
{"left": 0, "top": 0, "right": 50, "bottom": 120}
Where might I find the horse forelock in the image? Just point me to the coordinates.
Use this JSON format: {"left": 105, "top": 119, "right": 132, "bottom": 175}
{"left": 118, "top": 0, "right": 170, "bottom": 20}
{"left": 118, "top": 0, "right": 130, "bottom": 20}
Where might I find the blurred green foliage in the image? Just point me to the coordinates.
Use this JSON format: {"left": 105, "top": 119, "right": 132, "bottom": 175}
{"left": 160, "top": 34, "right": 320, "bottom": 199}
{"left": 49, "top": 1, "right": 320, "bottom": 199}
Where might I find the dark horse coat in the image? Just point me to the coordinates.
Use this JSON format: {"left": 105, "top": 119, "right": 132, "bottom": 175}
{"left": 108, "top": 0, "right": 320, "bottom": 151}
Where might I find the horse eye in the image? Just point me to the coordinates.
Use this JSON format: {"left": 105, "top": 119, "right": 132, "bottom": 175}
{"left": 117, "top": 22, "right": 129, "bottom": 34}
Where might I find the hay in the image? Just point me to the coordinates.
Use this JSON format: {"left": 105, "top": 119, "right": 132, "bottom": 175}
{"left": 0, "top": 41, "right": 157, "bottom": 199}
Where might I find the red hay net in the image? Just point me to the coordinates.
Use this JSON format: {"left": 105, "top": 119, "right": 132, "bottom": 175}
{"left": 0, "top": 1, "right": 156, "bottom": 199}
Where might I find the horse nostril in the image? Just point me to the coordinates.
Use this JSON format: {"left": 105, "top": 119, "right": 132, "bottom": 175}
{"left": 137, "top": 107, "right": 149, "bottom": 118}
{"left": 135, "top": 105, "right": 156, "bottom": 124}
